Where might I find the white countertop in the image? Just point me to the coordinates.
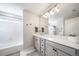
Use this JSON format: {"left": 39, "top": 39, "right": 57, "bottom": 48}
{"left": 33, "top": 34, "right": 79, "bottom": 50}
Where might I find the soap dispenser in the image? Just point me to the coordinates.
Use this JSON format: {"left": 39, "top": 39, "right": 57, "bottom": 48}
{"left": 35, "top": 27, "right": 38, "bottom": 33}
{"left": 42, "top": 27, "right": 44, "bottom": 33}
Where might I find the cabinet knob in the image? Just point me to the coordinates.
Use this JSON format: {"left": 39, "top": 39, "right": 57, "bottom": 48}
{"left": 53, "top": 49, "right": 57, "bottom": 52}
{"left": 41, "top": 51, "right": 43, "bottom": 53}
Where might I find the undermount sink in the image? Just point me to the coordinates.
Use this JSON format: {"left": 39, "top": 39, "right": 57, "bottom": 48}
{"left": 67, "top": 36, "right": 79, "bottom": 44}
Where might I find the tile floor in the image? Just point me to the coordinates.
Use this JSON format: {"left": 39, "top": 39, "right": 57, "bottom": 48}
{"left": 26, "top": 50, "right": 41, "bottom": 56}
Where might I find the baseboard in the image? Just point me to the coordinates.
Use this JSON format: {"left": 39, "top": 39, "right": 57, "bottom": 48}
{"left": 20, "top": 47, "right": 36, "bottom": 56}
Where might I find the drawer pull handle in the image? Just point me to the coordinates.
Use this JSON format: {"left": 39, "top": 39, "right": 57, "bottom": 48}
{"left": 41, "top": 51, "right": 43, "bottom": 53}
{"left": 53, "top": 49, "right": 57, "bottom": 52}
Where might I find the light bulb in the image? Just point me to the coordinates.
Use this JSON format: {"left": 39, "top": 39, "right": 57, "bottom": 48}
{"left": 50, "top": 10, "right": 54, "bottom": 15}
{"left": 54, "top": 7, "right": 59, "bottom": 12}
{"left": 43, "top": 12, "right": 49, "bottom": 18}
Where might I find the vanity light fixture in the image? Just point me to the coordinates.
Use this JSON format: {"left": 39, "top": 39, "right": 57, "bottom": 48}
{"left": 54, "top": 4, "right": 60, "bottom": 12}
{"left": 49, "top": 4, "right": 60, "bottom": 15}
{"left": 50, "top": 9, "right": 55, "bottom": 15}
{"left": 43, "top": 12, "right": 49, "bottom": 18}
{"left": 54, "top": 7, "right": 59, "bottom": 12}
{"left": 42, "top": 4, "right": 61, "bottom": 18}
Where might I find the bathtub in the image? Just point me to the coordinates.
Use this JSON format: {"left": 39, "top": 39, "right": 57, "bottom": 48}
{"left": 0, "top": 41, "right": 23, "bottom": 56}
{"left": 0, "top": 11, "right": 23, "bottom": 56}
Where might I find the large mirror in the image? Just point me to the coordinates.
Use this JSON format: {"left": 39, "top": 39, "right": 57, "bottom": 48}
{"left": 42, "top": 3, "right": 79, "bottom": 37}
{"left": 64, "top": 4, "right": 79, "bottom": 36}
{"left": 48, "top": 4, "right": 65, "bottom": 35}
{"left": 47, "top": 3, "right": 79, "bottom": 36}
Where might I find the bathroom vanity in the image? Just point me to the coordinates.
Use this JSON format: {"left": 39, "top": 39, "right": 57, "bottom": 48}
{"left": 33, "top": 34, "right": 79, "bottom": 56}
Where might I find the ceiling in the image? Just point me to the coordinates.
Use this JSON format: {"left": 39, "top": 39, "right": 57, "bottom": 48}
{"left": 0, "top": 3, "right": 79, "bottom": 19}
{"left": 0, "top": 3, "right": 52, "bottom": 16}
{"left": 22, "top": 3, "right": 52, "bottom": 15}
{"left": 53, "top": 3, "right": 79, "bottom": 19}
{"left": 10, "top": 3, "right": 52, "bottom": 15}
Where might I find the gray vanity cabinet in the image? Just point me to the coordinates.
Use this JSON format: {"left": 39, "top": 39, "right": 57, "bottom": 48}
{"left": 34, "top": 35, "right": 79, "bottom": 56}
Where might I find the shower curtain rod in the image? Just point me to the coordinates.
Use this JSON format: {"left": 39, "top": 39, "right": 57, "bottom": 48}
{"left": 0, "top": 11, "right": 23, "bottom": 20}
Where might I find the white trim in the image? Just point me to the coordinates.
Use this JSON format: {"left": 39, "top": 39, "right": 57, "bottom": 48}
{"left": 20, "top": 47, "right": 36, "bottom": 56}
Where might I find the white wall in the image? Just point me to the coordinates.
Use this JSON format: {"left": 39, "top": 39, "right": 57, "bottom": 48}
{"left": 23, "top": 10, "right": 39, "bottom": 49}
{"left": 48, "top": 14, "right": 64, "bottom": 35}
{"left": 65, "top": 17, "right": 79, "bottom": 36}
{"left": 0, "top": 3, "right": 23, "bottom": 16}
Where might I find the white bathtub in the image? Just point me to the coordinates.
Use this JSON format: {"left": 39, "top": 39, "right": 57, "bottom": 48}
{"left": 0, "top": 18, "right": 23, "bottom": 56}
{"left": 0, "top": 41, "right": 23, "bottom": 56}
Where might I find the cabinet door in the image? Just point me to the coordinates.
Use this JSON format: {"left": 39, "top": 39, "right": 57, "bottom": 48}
{"left": 34, "top": 36, "right": 40, "bottom": 52}
{"left": 58, "top": 50, "right": 70, "bottom": 56}
{"left": 45, "top": 44, "right": 53, "bottom": 56}
{"left": 45, "top": 44, "right": 58, "bottom": 56}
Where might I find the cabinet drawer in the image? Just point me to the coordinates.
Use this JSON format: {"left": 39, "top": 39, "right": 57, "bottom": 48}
{"left": 41, "top": 43, "right": 44, "bottom": 49}
{"left": 41, "top": 39, "right": 44, "bottom": 43}
{"left": 46, "top": 40, "right": 76, "bottom": 56}
{"left": 41, "top": 48, "right": 44, "bottom": 56}
{"left": 40, "top": 39, "right": 45, "bottom": 50}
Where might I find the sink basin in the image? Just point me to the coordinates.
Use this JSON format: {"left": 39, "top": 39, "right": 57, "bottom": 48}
{"left": 67, "top": 36, "right": 79, "bottom": 44}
